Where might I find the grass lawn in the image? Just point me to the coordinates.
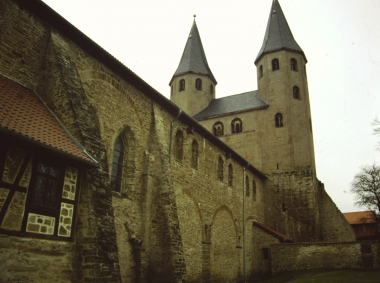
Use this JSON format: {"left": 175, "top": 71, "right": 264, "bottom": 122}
{"left": 257, "top": 269, "right": 380, "bottom": 283}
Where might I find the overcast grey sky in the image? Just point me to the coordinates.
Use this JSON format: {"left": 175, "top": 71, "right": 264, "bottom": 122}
{"left": 42, "top": 0, "right": 380, "bottom": 213}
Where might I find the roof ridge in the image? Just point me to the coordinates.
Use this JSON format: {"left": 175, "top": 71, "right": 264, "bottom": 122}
{"left": 214, "top": 90, "right": 258, "bottom": 100}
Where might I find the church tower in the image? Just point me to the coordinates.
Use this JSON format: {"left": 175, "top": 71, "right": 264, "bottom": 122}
{"left": 255, "top": 0, "right": 316, "bottom": 174}
{"left": 169, "top": 19, "right": 217, "bottom": 117}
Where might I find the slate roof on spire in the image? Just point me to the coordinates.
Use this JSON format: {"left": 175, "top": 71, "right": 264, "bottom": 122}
{"left": 255, "top": 0, "right": 306, "bottom": 64}
{"left": 170, "top": 20, "right": 217, "bottom": 84}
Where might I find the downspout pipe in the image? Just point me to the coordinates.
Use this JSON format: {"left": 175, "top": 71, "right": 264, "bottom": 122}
{"left": 169, "top": 109, "right": 182, "bottom": 164}
{"left": 243, "top": 162, "right": 250, "bottom": 283}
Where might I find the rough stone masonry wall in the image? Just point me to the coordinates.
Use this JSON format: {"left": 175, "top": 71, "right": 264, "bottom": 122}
{"left": 370, "top": 241, "right": 380, "bottom": 269}
{"left": 72, "top": 20, "right": 269, "bottom": 281}
{"left": 0, "top": 2, "right": 76, "bottom": 282}
{"left": 271, "top": 242, "right": 363, "bottom": 274}
{"left": 264, "top": 171, "right": 355, "bottom": 243}
{"left": 73, "top": 31, "right": 189, "bottom": 281}
{"left": 318, "top": 182, "right": 356, "bottom": 242}
{"left": 247, "top": 225, "right": 281, "bottom": 280}
{"left": 79, "top": 56, "right": 269, "bottom": 282}
{"left": 0, "top": 0, "right": 357, "bottom": 282}
{"left": 0, "top": 1, "right": 121, "bottom": 282}
{"left": 197, "top": 110, "right": 264, "bottom": 171}
{"left": 0, "top": 235, "right": 76, "bottom": 283}
{"left": 263, "top": 170, "right": 321, "bottom": 242}
{"left": 35, "top": 28, "right": 123, "bottom": 283}
{"left": 168, "top": 119, "right": 267, "bottom": 282}
{"left": 0, "top": 2, "right": 270, "bottom": 281}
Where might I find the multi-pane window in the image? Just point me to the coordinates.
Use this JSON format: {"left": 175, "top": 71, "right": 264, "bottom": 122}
{"left": 111, "top": 136, "right": 124, "bottom": 192}
{"left": 32, "top": 163, "right": 61, "bottom": 209}
{"left": 0, "top": 145, "right": 80, "bottom": 239}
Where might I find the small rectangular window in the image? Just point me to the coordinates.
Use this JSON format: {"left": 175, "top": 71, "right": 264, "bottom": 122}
{"left": 262, "top": 248, "right": 269, "bottom": 260}
{"left": 361, "top": 244, "right": 372, "bottom": 254}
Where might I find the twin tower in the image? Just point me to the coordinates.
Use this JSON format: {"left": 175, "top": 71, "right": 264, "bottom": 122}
{"left": 169, "top": 0, "right": 316, "bottom": 176}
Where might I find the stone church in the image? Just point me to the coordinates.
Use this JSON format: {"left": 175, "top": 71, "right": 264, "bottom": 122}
{"left": 0, "top": 0, "right": 356, "bottom": 282}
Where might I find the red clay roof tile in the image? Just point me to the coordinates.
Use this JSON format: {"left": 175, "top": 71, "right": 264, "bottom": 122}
{"left": 0, "top": 76, "right": 97, "bottom": 165}
{"left": 343, "top": 211, "right": 376, "bottom": 225}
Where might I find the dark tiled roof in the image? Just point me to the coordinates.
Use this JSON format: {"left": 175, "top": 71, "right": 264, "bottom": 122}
{"left": 343, "top": 211, "right": 377, "bottom": 225}
{"left": 255, "top": 0, "right": 306, "bottom": 64}
{"left": 193, "top": 90, "right": 268, "bottom": 119}
{"left": 253, "top": 221, "right": 294, "bottom": 243}
{"left": 170, "top": 20, "right": 216, "bottom": 84}
{"left": 0, "top": 76, "right": 97, "bottom": 166}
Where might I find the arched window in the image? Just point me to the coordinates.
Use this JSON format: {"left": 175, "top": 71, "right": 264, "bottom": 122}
{"left": 245, "top": 176, "right": 250, "bottom": 197}
{"left": 252, "top": 180, "right": 257, "bottom": 201}
{"left": 272, "top": 58, "right": 279, "bottom": 71}
{"left": 275, "top": 113, "right": 283, "bottom": 128}
{"left": 210, "top": 84, "right": 214, "bottom": 95}
{"left": 191, "top": 140, "right": 198, "bottom": 169}
{"left": 291, "top": 58, "right": 298, "bottom": 71}
{"left": 213, "top": 122, "right": 224, "bottom": 137}
{"left": 228, "top": 164, "right": 233, "bottom": 187}
{"left": 175, "top": 130, "right": 184, "bottom": 161}
{"left": 111, "top": 135, "right": 124, "bottom": 192}
{"left": 218, "top": 157, "right": 223, "bottom": 181}
{"left": 259, "top": 65, "right": 263, "bottom": 78}
{"left": 179, "top": 79, "right": 185, "bottom": 91}
{"left": 196, "top": 78, "right": 202, "bottom": 90}
{"left": 231, "top": 118, "right": 242, "bottom": 134}
{"left": 293, "top": 86, "right": 300, "bottom": 99}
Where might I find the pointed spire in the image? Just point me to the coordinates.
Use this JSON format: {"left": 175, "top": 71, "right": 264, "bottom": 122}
{"left": 255, "top": 0, "right": 306, "bottom": 64}
{"left": 170, "top": 19, "right": 217, "bottom": 84}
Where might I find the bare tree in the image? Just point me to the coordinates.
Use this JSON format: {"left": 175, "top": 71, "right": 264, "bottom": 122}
{"left": 351, "top": 164, "right": 380, "bottom": 217}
